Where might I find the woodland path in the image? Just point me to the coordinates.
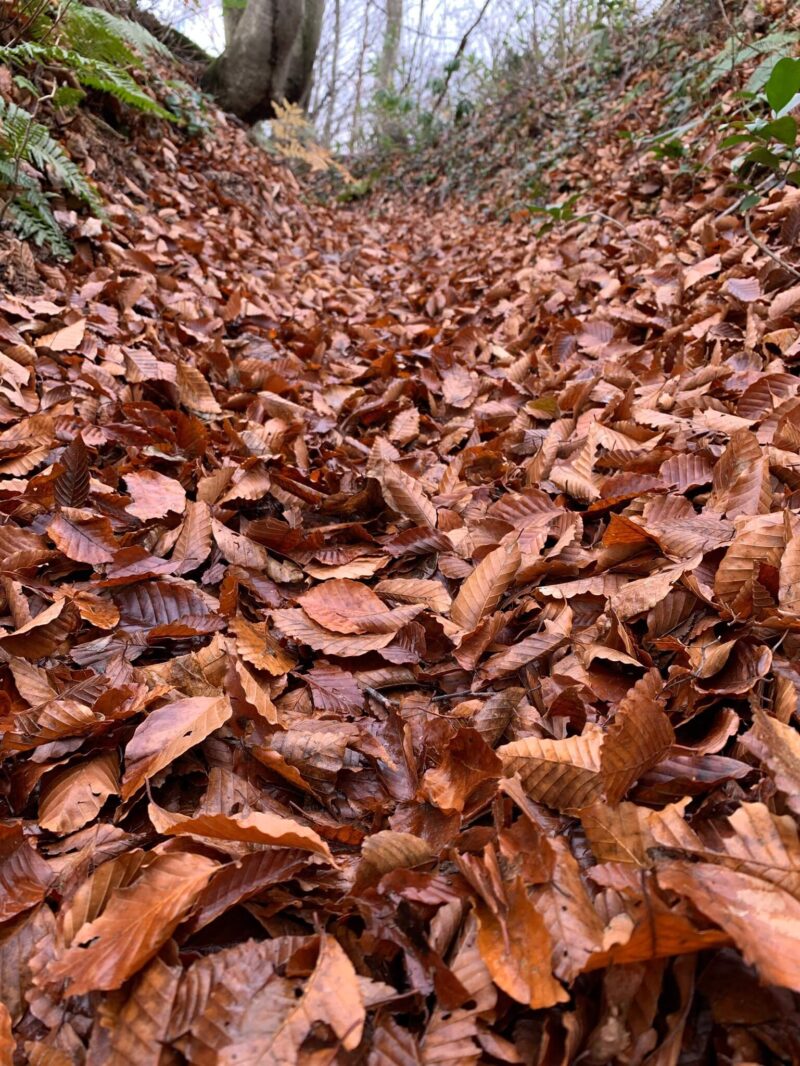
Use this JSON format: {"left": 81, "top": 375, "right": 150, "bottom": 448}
{"left": 2, "top": 101, "right": 800, "bottom": 1062}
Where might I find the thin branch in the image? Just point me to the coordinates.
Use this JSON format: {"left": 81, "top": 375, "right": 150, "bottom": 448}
{"left": 431, "top": 689, "right": 494, "bottom": 701}
{"left": 431, "top": 0, "right": 493, "bottom": 113}
{"left": 744, "top": 210, "right": 800, "bottom": 280}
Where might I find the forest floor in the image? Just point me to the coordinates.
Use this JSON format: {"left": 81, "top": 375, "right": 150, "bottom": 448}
{"left": 4, "top": 19, "right": 800, "bottom": 1065}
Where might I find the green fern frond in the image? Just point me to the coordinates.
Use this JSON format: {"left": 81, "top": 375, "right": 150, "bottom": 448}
{"left": 0, "top": 42, "right": 174, "bottom": 121}
{"left": 0, "top": 158, "right": 72, "bottom": 258}
{"left": 60, "top": 4, "right": 139, "bottom": 67}
{"left": 0, "top": 97, "right": 104, "bottom": 213}
{"left": 73, "top": 6, "right": 173, "bottom": 60}
{"left": 0, "top": 0, "right": 174, "bottom": 259}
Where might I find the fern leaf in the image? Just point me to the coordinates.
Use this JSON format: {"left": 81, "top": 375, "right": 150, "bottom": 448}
{"left": 0, "top": 97, "right": 104, "bottom": 213}
{"left": 61, "top": 5, "right": 138, "bottom": 67}
{"left": 0, "top": 158, "right": 72, "bottom": 258}
{"left": 0, "top": 43, "right": 174, "bottom": 122}
{"left": 77, "top": 6, "right": 173, "bottom": 59}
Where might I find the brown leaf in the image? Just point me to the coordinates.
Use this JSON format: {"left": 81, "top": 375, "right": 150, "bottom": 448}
{"left": 450, "top": 540, "right": 520, "bottom": 633}
{"left": 184, "top": 849, "right": 312, "bottom": 934}
{"left": 212, "top": 518, "right": 273, "bottom": 570}
{"left": 45, "top": 852, "right": 217, "bottom": 995}
{"left": 304, "top": 663, "right": 364, "bottom": 713}
{"left": 38, "top": 751, "right": 119, "bottom": 834}
{"left": 102, "top": 956, "right": 181, "bottom": 1066}
{"left": 0, "top": 906, "right": 55, "bottom": 1024}
{"left": 120, "top": 695, "right": 231, "bottom": 800}
{"left": 381, "top": 462, "right": 438, "bottom": 528}
{"left": 357, "top": 831, "right": 434, "bottom": 885}
{"left": 177, "top": 362, "right": 221, "bottom": 414}
{"left": 0, "top": 832, "right": 54, "bottom": 923}
{"left": 580, "top": 799, "right": 692, "bottom": 865}
{"left": 230, "top": 615, "right": 297, "bottom": 674}
{"left": 148, "top": 805, "right": 336, "bottom": 863}
{"left": 217, "top": 935, "right": 365, "bottom": 1062}
{"left": 421, "top": 923, "right": 496, "bottom": 1064}
{"left": 37, "top": 317, "right": 85, "bottom": 351}
{"left": 421, "top": 727, "right": 502, "bottom": 813}
{"left": 0, "top": 600, "right": 78, "bottom": 660}
{"left": 479, "top": 628, "right": 566, "bottom": 680}
{"left": 651, "top": 801, "right": 800, "bottom": 899}
{"left": 740, "top": 707, "right": 800, "bottom": 817}
{"left": 53, "top": 436, "right": 89, "bottom": 509}
{"left": 658, "top": 861, "right": 800, "bottom": 993}
{"left": 125, "top": 469, "right": 186, "bottom": 520}
{"left": 375, "top": 577, "right": 452, "bottom": 614}
{"left": 709, "top": 429, "right": 772, "bottom": 518}
{"left": 531, "top": 837, "right": 604, "bottom": 980}
{"left": 113, "top": 580, "right": 223, "bottom": 638}
{"left": 498, "top": 727, "right": 605, "bottom": 812}
{"left": 725, "top": 276, "right": 762, "bottom": 302}
{"left": 272, "top": 607, "right": 397, "bottom": 655}
{"left": 0, "top": 1002, "right": 13, "bottom": 1066}
{"left": 48, "top": 508, "right": 118, "bottom": 563}
{"left": 475, "top": 875, "right": 567, "bottom": 1009}
{"left": 600, "top": 670, "right": 674, "bottom": 804}
{"left": 171, "top": 499, "right": 213, "bottom": 574}
{"left": 608, "top": 563, "right": 690, "bottom": 622}
{"left": 779, "top": 525, "right": 800, "bottom": 614}
{"left": 299, "top": 578, "right": 423, "bottom": 635}
{"left": 715, "top": 512, "right": 785, "bottom": 610}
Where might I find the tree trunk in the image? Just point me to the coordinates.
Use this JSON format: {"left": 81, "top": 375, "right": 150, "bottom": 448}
{"left": 349, "top": 0, "right": 372, "bottom": 151}
{"left": 203, "top": 0, "right": 324, "bottom": 124}
{"left": 377, "top": 0, "right": 402, "bottom": 94}
{"left": 322, "top": 0, "right": 341, "bottom": 145}
{"left": 284, "top": 0, "right": 324, "bottom": 110}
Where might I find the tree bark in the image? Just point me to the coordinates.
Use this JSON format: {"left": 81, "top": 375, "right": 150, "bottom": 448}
{"left": 348, "top": 0, "right": 372, "bottom": 151}
{"left": 203, "top": 0, "right": 324, "bottom": 124}
{"left": 376, "top": 0, "right": 402, "bottom": 94}
{"left": 322, "top": 0, "right": 340, "bottom": 145}
{"left": 284, "top": 0, "right": 324, "bottom": 110}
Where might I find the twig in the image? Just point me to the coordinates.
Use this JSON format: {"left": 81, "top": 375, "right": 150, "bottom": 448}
{"left": 431, "top": 689, "right": 493, "bottom": 701}
{"left": 744, "top": 210, "right": 800, "bottom": 280}
{"left": 362, "top": 684, "right": 397, "bottom": 709}
{"left": 591, "top": 211, "right": 652, "bottom": 251}
{"left": 431, "top": 0, "right": 493, "bottom": 114}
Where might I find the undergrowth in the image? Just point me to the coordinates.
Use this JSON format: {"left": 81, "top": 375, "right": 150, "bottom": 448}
{"left": 0, "top": 1, "right": 207, "bottom": 257}
{"left": 334, "top": 0, "right": 800, "bottom": 225}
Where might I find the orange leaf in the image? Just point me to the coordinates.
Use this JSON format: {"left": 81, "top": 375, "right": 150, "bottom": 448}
{"left": 299, "top": 578, "right": 423, "bottom": 635}
{"left": 120, "top": 695, "right": 231, "bottom": 800}
{"left": 45, "top": 852, "right": 217, "bottom": 995}
{"left": 450, "top": 540, "right": 520, "bottom": 633}
{"left": 475, "top": 875, "right": 568, "bottom": 1009}
{"left": 148, "top": 805, "right": 336, "bottom": 863}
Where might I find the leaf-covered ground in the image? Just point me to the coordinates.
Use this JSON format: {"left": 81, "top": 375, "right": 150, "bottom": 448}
{"left": 5, "top": 31, "right": 800, "bottom": 1066}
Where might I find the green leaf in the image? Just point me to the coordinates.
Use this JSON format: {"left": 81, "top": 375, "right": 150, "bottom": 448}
{"left": 53, "top": 86, "right": 86, "bottom": 110}
{"left": 744, "top": 146, "right": 783, "bottom": 171}
{"left": 765, "top": 56, "right": 800, "bottom": 114}
{"left": 703, "top": 32, "right": 799, "bottom": 93}
{"left": 0, "top": 98, "right": 104, "bottom": 214}
{"left": 719, "top": 133, "right": 755, "bottom": 149}
{"left": 0, "top": 43, "right": 174, "bottom": 121}
{"left": 741, "top": 193, "right": 762, "bottom": 211}
{"left": 761, "top": 115, "right": 798, "bottom": 148}
{"left": 12, "top": 75, "right": 38, "bottom": 95}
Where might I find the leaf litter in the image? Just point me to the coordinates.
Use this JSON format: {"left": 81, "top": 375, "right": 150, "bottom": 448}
{"left": 5, "top": 24, "right": 800, "bottom": 1066}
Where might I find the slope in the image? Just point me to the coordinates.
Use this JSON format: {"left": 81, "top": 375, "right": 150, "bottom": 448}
{"left": 2, "top": 9, "right": 800, "bottom": 1064}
